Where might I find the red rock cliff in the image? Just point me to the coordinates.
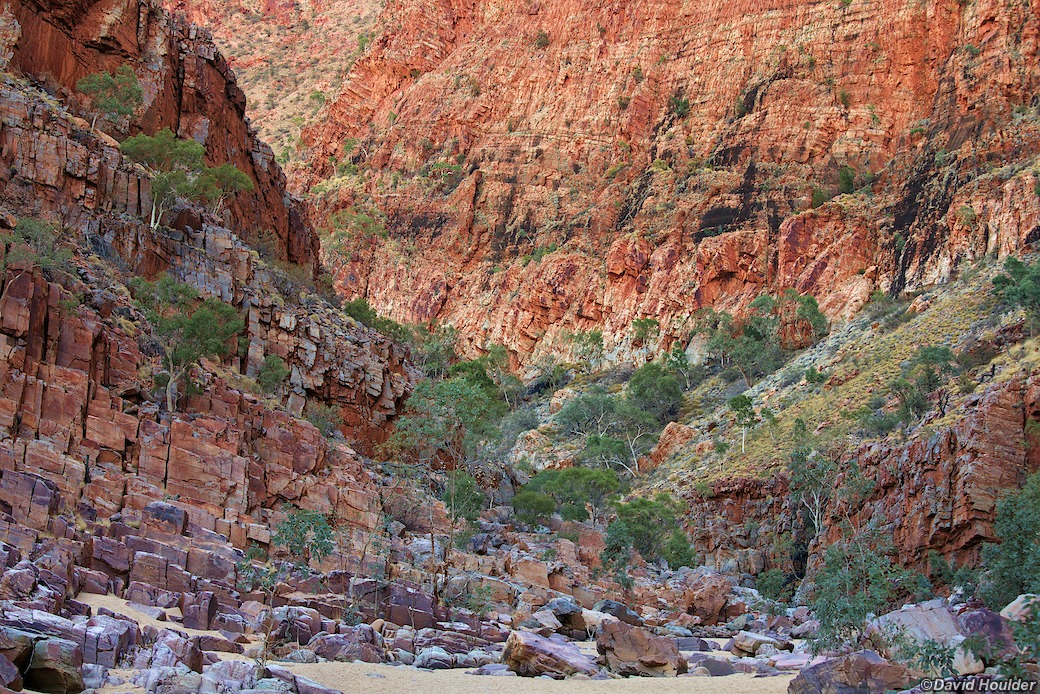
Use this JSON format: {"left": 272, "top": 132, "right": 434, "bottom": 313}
{"left": 4, "top": 0, "right": 317, "bottom": 266}
{"left": 301, "top": 0, "right": 1040, "bottom": 365}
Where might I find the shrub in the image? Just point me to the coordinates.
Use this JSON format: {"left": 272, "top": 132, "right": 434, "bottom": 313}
{"left": 811, "top": 186, "right": 831, "bottom": 208}
{"left": 662, "top": 528, "right": 696, "bottom": 570}
{"left": 610, "top": 493, "right": 681, "bottom": 563}
{"left": 441, "top": 470, "right": 485, "bottom": 523}
{"left": 756, "top": 568, "right": 793, "bottom": 602}
{"left": 512, "top": 491, "right": 556, "bottom": 525}
{"left": 838, "top": 165, "right": 856, "bottom": 194}
{"left": 76, "top": 65, "right": 142, "bottom": 132}
{"left": 979, "top": 470, "right": 1040, "bottom": 609}
{"left": 257, "top": 355, "right": 290, "bottom": 394}
{"left": 627, "top": 362, "right": 682, "bottom": 424}
{"left": 527, "top": 466, "right": 622, "bottom": 527}
{"left": 342, "top": 297, "right": 409, "bottom": 342}
{"left": 810, "top": 529, "right": 919, "bottom": 653}
{"left": 3, "top": 218, "right": 73, "bottom": 278}
{"left": 271, "top": 507, "right": 333, "bottom": 569}
{"left": 534, "top": 30, "right": 550, "bottom": 48}
{"left": 129, "top": 275, "right": 243, "bottom": 412}
{"left": 304, "top": 402, "right": 343, "bottom": 438}
{"left": 994, "top": 256, "right": 1040, "bottom": 331}
{"left": 669, "top": 91, "right": 690, "bottom": 118}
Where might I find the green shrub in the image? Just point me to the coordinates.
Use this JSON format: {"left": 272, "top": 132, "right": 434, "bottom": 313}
{"left": 528, "top": 467, "right": 621, "bottom": 527}
{"left": 272, "top": 507, "right": 333, "bottom": 568}
{"left": 76, "top": 65, "right": 142, "bottom": 132}
{"left": 628, "top": 362, "right": 683, "bottom": 424}
{"left": 979, "top": 470, "right": 1040, "bottom": 609}
{"left": 611, "top": 493, "right": 680, "bottom": 563}
{"left": 304, "top": 402, "right": 343, "bottom": 438}
{"left": 838, "top": 165, "right": 856, "bottom": 194}
{"left": 512, "top": 491, "right": 556, "bottom": 525}
{"left": 441, "top": 470, "right": 485, "bottom": 522}
{"left": 994, "top": 256, "right": 1040, "bottom": 331}
{"left": 257, "top": 355, "right": 290, "bottom": 394}
{"left": 662, "top": 528, "right": 696, "bottom": 570}
{"left": 534, "top": 30, "right": 550, "bottom": 48}
{"left": 756, "top": 568, "right": 793, "bottom": 602}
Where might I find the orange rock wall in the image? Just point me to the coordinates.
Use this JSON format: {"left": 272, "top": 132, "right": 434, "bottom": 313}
{"left": 6, "top": 0, "right": 317, "bottom": 266}
{"left": 301, "top": 0, "right": 1040, "bottom": 366}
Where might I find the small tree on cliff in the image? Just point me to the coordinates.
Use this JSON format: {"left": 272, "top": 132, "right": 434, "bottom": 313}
{"left": 76, "top": 65, "right": 143, "bottom": 133}
{"left": 727, "top": 394, "right": 759, "bottom": 453}
{"left": 129, "top": 274, "right": 243, "bottom": 412}
{"left": 787, "top": 419, "right": 836, "bottom": 537}
{"left": 271, "top": 507, "right": 334, "bottom": 570}
{"left": 121, "top": 129, "right": 252, "bottom": 228}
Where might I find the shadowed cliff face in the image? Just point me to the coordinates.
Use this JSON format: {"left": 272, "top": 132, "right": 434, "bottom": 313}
{"left": 4, "top": 0, "right": 317, "bottom": 267}
{"left": 299, "top": 0, "right": 1040, "bottom": 366}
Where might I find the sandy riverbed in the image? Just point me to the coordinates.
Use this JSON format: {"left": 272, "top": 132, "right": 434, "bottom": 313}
{"left": 79, "top": 594, "right": 795, "bottom": 694}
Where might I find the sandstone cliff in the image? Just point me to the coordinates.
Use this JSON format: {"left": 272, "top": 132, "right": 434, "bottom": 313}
{"left": 300, "top": 0, "right": 1040, "bottom": 367}
{"left": 2, "top": 0, "right": 317, "bottom": 266}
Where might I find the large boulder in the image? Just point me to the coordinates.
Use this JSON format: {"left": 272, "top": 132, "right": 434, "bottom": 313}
{"left": 595, "top": 620, "right": 688, "bottom": 677}
{"left": 788, "top": 650, "right": 912, "bottom": 694}
{"left": 591, "top": 600, "right": 643, "bottom": 626}
{"left": 731, "top": 630, "right": 791, "bottom": 655}
{"left": 957, "top": 608, "right": 1018, "bottom": 664}
{"left": 873, "top": 600, "right": 982, "bottom": 676}
{"left": 24, "top": 637, "right": 85, "bottom": 694}
{"left": 1001, "top": 594, "right": 1039, "bottom": 623}
{"left": 0, "top": 652, "right": 22, "bottom": 690}
{"left": 680, "top": 569, "right": 734, "bottom": 626}
{"left": 308, "top": 627, "right": 385, "bottom": 663}
{"left": 81, "top": 614, "right": 141, "bottom": 668}
{"left": 501, "top": 630, "right": 600, "bottom": 678}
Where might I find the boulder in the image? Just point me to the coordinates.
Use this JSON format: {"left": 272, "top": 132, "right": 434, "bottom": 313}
{"left": 680, "top": 569, "right": 734, "bottom": 626}
{"left": 308, "top": 627, "right": 385, "bottom": 663}
{"left": 81, "top": 614, "right": 140, "bottom": 667}
{"left": 591, "top": 600, "right": 642, "bottom": 626}
{"left": 686, "top": 654, "right": 735, "bottom": 676}
{"left": 24, "top": 637, "right": 85, "bottom": 694}
{"left": 1001, "top": 594, "right": 1039, "bottom": 623}
{"left": 873, "top": 600, "right": 981, "bottom": 676}
{"left": 595, "top": 620, "right": 688, "bottom": 677}
{"left": 468, "top": 663, "right": 517, "bottom": 676}
{"left": 202, "top": 660, "right": 260, "bottom": 691}
{"left": 414, "top": 646, "right": 453, "bottom": 669}
{"left": 529, "top": 609, "right": 563, "bottom": 632}
{"left": 544, "top": 598, "right": 585, "bottom": 630}
{"left": 0, "top": 652, "right": 22, "bottom": 690}
{"left": 414, "top": 627, "right": 487, "bottom": 654}
{"left": 731, "top": 630, "right": 790, "bottom": 655}
{"left": 675, "top": 636, "right": 713, "bottom": 651}
{"left": 264, "top": 664, "right": 340, "bottom": 694}
{"left": 788, "top": 650, "right": 912, "bottom": 694}
{"left": 957, "top": 609, "right": 1018, "bottom": 664}
{"left": 501, "top": 630, "right": 600, "bottom": 678}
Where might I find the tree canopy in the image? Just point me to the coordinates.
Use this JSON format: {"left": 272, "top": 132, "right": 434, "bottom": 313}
{"left": 76, "top": 65, "right": 143, "bottom": 133}
{"left": 129, "top": 274, "right": 243, "bottom": 412}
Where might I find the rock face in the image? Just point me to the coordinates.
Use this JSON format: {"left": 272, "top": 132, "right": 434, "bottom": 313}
{"left": 679, "top": 374, "right": 1040, "bottom": 574}
{"left": 298, "top": 0, "right": 1040, "bottom": 366}
{"left": 595, "top": 620, "right": 687, "bottom": 677}
{"left": 6, "top": 0, "right": 315, "bottom": 266}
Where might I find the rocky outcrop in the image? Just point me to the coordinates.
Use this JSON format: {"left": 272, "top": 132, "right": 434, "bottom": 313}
{"left": 4, "top": 0, "right": 316, "bottom": 266}
{"left": 299, "top": 0, "right": 1040, "bottom": 366}
{"left": 675, "top": 373, "right": 1040, "bottom": 575}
